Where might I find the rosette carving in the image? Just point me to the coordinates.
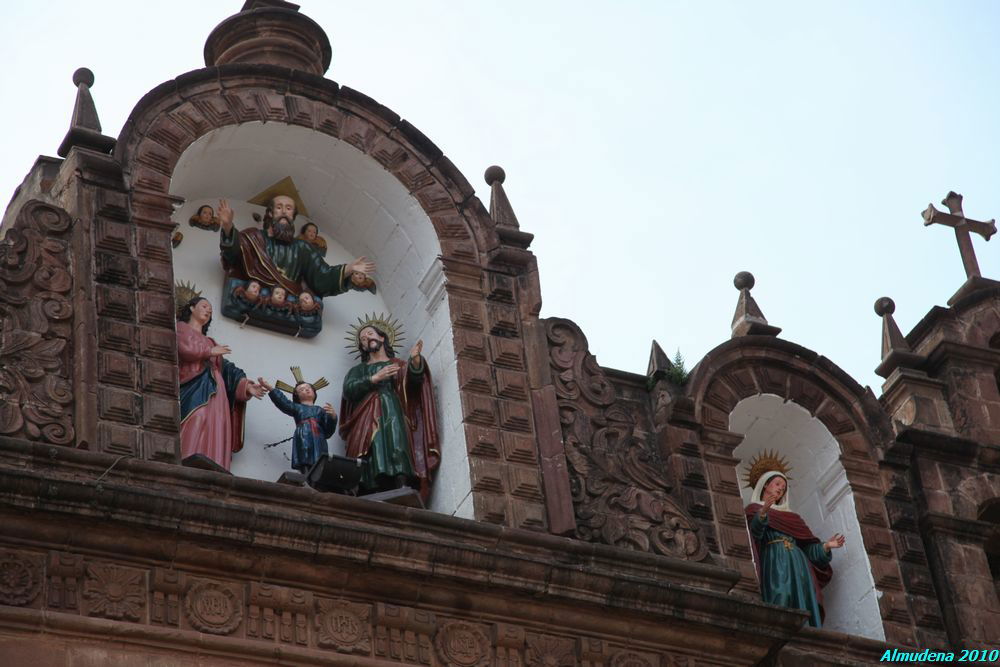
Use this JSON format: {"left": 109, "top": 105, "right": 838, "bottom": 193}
{"left": 546, "top": 318, "right": 707, "bottom": 561}
{"left": 0, "top": 200, "right": 74, "bottom": 444}
{"left": 525, "top": 633, "right": 576, "bottom": 666}
{"left": 0, "top": 550, "right": 42, "bottom": 607}
{"left": 83, "top": 563, "right": 146, "bottom": 621}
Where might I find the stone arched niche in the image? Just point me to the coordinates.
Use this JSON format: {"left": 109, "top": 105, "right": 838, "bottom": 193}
{"left": 168, "top": 121, "right": 469, "bottom": 516}
{"left": 731, "top": 394, "right": 883, "bottom": 639}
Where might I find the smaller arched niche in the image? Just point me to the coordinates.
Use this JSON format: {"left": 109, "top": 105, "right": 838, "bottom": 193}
{"left": 168, "top": 121, "right": 471, "bottom": 518}
{"left": 731, "top": 394, "right": 884, "bottom": 639}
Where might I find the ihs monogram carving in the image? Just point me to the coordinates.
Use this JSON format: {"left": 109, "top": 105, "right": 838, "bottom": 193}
{"left": 434, "top": 621, "right": 492, "bottom": 667}
{"left": 525, "top": 633, "right": 577, "bottom": 666}
{"left": 0, "top": 200, "right": 74, "bottom": 445}
{"left": 0, "top": 551, "right": 42, "bottom": 607}
{"left": 610, "top": 651, "right": 657, "bottom": 667}
{"left": 316, "top": 598, "right": 372, "bottom": 654}
{"left": 83, "top": 563, "right": 145, "bottom": 621}
{"left": 184, "top": 581, "right": 242, "bottom": 635}
{"left": 546, "top": 319, "right": 708, "bottom": 561}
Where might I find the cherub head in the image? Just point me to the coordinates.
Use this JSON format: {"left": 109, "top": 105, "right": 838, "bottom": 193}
{"left": 298, "top": 291, "right": 317, "bottom": 313}
{"left": 270, "top": 286, "right": 287, "bottom": 307}
{"left": 197, "top": 205, "right": 214, "bottom": 225}
{"left": 245, "top": 280, "right": 261, "bottom": 300}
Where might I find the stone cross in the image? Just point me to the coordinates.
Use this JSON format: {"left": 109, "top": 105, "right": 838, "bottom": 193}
{"left": 922, "top": 191, "right": 996, "bottom": 279}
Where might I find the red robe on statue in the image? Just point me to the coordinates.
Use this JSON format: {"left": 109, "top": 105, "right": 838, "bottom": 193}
{"left": 177, "top": 321, "right": 251, "bottom": 470}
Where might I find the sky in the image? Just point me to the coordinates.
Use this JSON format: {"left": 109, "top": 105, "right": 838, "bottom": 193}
{"left": 4, "top": 1, "right": 1000, "bottom": 393}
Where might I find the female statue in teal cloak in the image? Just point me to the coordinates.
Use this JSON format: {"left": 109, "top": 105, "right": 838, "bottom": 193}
{"left": 744, "top": 453, "right": 846, "bottom": 627}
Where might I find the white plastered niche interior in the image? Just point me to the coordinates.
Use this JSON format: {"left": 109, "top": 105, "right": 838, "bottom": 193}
{"left": 730, "top": 393, "right": 884, "bottom": 640}
{"left": 168, "top": 121, "right": 472, "bottom": 518}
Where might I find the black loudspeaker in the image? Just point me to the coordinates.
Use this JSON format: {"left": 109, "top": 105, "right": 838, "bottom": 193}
{"left": 306, "top": 454, "right": 362, "bottom": 493}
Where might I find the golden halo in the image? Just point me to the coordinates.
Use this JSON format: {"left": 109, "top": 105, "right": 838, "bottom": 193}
{"left": 174, "top": 280, "right": 202, "bottom": 314}
{"left": 344, "top": 312, "right": 405, "bottom": 358}
{"left": 742, "top": 449, "right": 793, "bottom": 490}
{"left": 274, "top": 365, "right": 329, "bottom": 394}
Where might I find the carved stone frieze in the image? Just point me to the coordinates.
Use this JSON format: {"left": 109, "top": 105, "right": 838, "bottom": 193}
{"left": 435, "top": 620, "right": 492, "bottom": 667}
{"left": 546, "top": 319, "right": 708, "bottom": 561}
{"left": 183, "top": 580, "right": 242, "bottom": 635}
{"left": 609, "top": 650, "right": 658, "bottom": 667}
{"left": 0, "top": 200, "right": 74, "bottom": 445}
{"left": 375, "top": 602, "right": 436, "bottom": 664}
{"left": 0, "top": 550, "right": 42, "bottom": 607}
{"left": 525, "top": 632, "right": 577, "bottom": 666}
{"left": 316, "top": 597, "right": 372, "bottom": 654}
{"left": 150, "top": 567, "right": 184, "bottom": 626}
{"left": 46, "top": 551, "right": 83, "bottom": 612}
{"left": 83, "top": 563, "right": 146, "bottom": 621}
{"left": 247, "top": 582, "right": 311, "bottom": 646}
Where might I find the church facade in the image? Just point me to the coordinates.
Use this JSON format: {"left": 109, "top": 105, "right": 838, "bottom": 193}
{"left": 0, "top": 1, "right": 997, "bottom": 664}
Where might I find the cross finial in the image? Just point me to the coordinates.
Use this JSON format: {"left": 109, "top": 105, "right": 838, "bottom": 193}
{"left": 922, "top": 191, "right": 996, "bottom": 279}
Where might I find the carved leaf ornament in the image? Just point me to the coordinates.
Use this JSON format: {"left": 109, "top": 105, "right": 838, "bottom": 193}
{"left": 547, "top": 319, "right": 707, "bottom": 561}
{"left": 0, "top": 201, "right": 74, "bottom": 444}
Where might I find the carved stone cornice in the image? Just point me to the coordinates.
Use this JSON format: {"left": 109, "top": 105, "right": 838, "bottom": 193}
{"left": 894, "top": 427, "right": 979, "bottom": 465}
{"left": 0, "top": 435, "right": 814, "bottom": 663}
{"left": 919, "top": 512, "right": 993, "bottom": 545}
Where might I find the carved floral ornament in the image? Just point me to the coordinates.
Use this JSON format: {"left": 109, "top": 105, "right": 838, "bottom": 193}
{"left": 546, "top": 319, "right": 708, "bottom": 561}
{"left": 83, "top": 563, "right": 145, "bottom": 621}
{"left": 0, "top": 200, "right": 75, "bottom": 445}
{"left": 0, "top": 551, "right": 42, "bottom": 607}
{"left": 525, "top": 633, "right": 576, "bottom": 667}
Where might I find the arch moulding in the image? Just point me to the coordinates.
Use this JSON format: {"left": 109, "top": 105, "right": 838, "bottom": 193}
{"left": 102, "top": 63, "right": 555, "bottom": 531}
{"left": 680, "top": 336, "right": 920, "bottom": 642}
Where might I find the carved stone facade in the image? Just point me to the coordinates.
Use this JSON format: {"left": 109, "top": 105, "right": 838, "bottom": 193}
{"left": 0, "top": 1, "right": 997, "bottom": 664}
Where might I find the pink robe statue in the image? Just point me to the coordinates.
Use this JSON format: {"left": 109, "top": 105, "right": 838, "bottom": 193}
{"left": 177, "top": 321, "right": 252, "bottom": 470}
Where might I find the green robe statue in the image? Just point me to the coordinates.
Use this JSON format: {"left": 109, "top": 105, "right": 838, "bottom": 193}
{"left": 339, "top": 355, "right": 440, "bottom": 501}
{"left": 221, "top": 226, "right": 349, "bottom": 297}
{"left": 746, "top": 508, "right": 833, "bottom": 627}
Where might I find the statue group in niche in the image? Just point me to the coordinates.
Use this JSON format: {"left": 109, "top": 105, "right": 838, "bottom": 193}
{"left": 173, "top": 175, "right": 441, "bottom": 502}
{"left": 743, "top": 451, "right": 846, "bottom": 627}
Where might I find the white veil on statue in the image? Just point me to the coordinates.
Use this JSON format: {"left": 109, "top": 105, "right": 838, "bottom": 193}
{"left": 750, "top": 470, "right": 791, "bottom": 512}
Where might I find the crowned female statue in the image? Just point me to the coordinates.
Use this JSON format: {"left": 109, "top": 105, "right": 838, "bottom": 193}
{"left": 175, "top": 285, "right": 266, "bottom": 470}
{"left": 743, "top": 450, "right": 846, "bottom": 627}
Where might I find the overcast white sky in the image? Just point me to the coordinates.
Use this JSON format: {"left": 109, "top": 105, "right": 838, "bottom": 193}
{"left": 4, "top": 1, "right": 1000, "bottom": 392}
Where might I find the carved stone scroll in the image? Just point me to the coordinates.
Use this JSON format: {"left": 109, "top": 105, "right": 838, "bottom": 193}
{"left": 0, "top": 200, "right": 75, "bottom": 445}
{"left": 546, "top": 318, "right": 708, "bottom": 561}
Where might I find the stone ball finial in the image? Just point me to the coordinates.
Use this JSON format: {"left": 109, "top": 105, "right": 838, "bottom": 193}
{"left": 874, "top": 297, "right": 895, "bottom": 317}
{"left": 484, "top": 165, "right": 506, "bottom": 186}
{"left": 72, "top": 68, "right": 95, "bottom": 88}
{"left": 734, "top": 271, "right": 755, "bottom": 291}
